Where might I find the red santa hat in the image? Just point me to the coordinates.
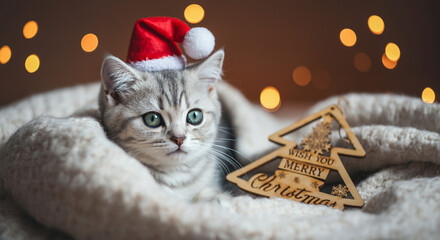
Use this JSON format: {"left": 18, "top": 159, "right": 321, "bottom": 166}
{"left": 126, "top": 17, "right": 215, "bottom": 72}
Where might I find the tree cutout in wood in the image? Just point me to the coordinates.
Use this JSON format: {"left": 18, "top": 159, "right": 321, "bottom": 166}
{"left": 226, "top": 105, "right": 366, "bottom": 210}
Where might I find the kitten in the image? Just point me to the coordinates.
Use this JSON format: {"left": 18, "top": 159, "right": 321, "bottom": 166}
{"left": 98, "top": 49, "right": 230, "bottom": 201}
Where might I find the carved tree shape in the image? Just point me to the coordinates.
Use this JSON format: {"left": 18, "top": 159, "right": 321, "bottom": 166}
{"left": 227, "top": 105, "right": 366, "bottom": 210}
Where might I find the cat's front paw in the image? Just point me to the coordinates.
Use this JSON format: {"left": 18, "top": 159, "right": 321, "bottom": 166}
{"left": 193, "top": 187, "right": 230, "bottom": 204}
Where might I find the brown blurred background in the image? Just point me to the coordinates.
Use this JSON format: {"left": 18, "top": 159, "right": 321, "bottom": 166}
{"left": 0, "top": 0, "right": 439, "bottom": 110}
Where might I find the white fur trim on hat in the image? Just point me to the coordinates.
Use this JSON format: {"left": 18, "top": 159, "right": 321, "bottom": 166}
{"left": 183, "top": 27, "right": 215, "bottom": 60}
{"left": 128, "top": 55, "right": 187, "bottom": 72}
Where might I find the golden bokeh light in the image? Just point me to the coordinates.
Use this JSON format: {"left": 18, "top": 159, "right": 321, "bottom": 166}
{"left": 184, "top": 4, "right": 205, "bottom": 24}
{"left": 23, "top": 20, "right": 38, "bottom": 39}
{"left": 293, "top": 66, "right": 312, "bottom": 86}
{"left": 421, "top": 87, "right": 435, "bottom": 104}
{"left": 382, "top": 53, "right": 397, "bottom": 69}
{"left": 339, "top": 28, "right": 357, "bottom": 47}
{"left": 385, "top": 43, "right": 400, "bottom": 61}
{"left": 25, "top": 54, "right": 40, "bottom": 73}
{"left": 0, "top": 45, "right": 12, "bottom": 64}
{"left": 354, "top": 52, "right": 372, "bottom": 73}
{"left": 312, "top": 69, "right": 331, "bottom": 90}
{"left": 81, "top": 33, "right": 99, "bottom": 52}
{"left": 368, "top": 15, "right": 385, "bottom": 35}
{"left": 260, "top": 86, "right": 281, "bottom": 111}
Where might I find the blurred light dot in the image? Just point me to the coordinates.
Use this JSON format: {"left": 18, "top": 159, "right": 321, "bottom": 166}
{"left": 368, "top": 15, "right": 385, "bottom": 35}
{"left": 81, "top": 33, "right": 99, "bottom": 52}
{"left": 0, "top": 45, "right": 12, "bottom": 64}
{"left": 354, "top": 52, "right": 371, "bottom": 73}
{"left": 382, "top": 53, "right": 397, "bottom": 69}
{"left": 385, "top": 43, "right": 400, "bottom": 61}
{"left": 25, "top": 54, "right": 40, "bottom": 73}
{"left": 312, "top": 69, "right": 331, "bottom": 90}
{"left": 422, "top": 87, "right": 435, "bottom": 104}
{"left": 293, "top": 66, "right": 311, "bottom": 86}
{"left": 184, "top": 4, "right": 205, "bottom": 24}
{"left": 23, "top": 20, "right": 38, "bottom": 39}
{"left": 339, "top": 28, "right": 357, "bottom": 47}
{"left": 260, "top": 86, "right": 281, "bottom": 111}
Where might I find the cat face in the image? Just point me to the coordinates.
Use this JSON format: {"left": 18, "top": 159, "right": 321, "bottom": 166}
{"left": 99, "top": 50, "right": 224, "bottom": 170}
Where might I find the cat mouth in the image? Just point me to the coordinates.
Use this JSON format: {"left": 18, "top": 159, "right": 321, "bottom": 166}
{"left": 167, "top": 149, "right": 187, "bottom": 155}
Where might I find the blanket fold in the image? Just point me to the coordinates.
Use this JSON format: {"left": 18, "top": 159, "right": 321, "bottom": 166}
{"left": 0, "top": 82, "right": 439, "bottom": 239}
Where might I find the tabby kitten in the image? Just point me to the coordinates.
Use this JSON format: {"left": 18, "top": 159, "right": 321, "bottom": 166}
{"left": 99, "top": 50, "right": 227, "bottom": 201}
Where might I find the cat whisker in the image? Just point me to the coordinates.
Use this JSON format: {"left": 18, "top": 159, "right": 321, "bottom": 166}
{"left": 210, "top": 143, "right": 252, "bottom": 164}
{"left": 203, "top": 145, "right": 243, "bottom": 171}
{"left": 125, "top": 140, "right": 169, "bottom": 149}
{"left": 208, "top": 152, "right": 233, "bottom": 176}
{"left": 204, "top": 152, "right": 229, "bottom": 176}
{"left": 209, "top": 151, "right": 241, "bottom": 174}
{"left": 217, "top": 129, "right": 232, "bottom": 135}
{"left": 217, "top": 130, "right": 234, "bottom": 137}
{"left": 188, "top": 141, "right": 240, "bottom": 171}
{"left": 214, "top": 137, "right": 237, "bottom": 142}
{"left": 151, "top": 144, "right": 168, "bottom": 147}
{"left": 217, "top": 125, "right": 232, "bottom": 130}
{"left": 124, "top": 146, "right": 154, "bottom": 160}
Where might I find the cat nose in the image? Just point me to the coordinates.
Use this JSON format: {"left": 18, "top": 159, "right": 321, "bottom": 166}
{"left": 171, "top": 135, "right": 186, "bottom": 147}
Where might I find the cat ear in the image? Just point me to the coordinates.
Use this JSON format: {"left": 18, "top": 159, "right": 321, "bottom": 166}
{"left": 196, "top": 49, "right": 224, "bottom": 92}
{"left": 101, "top": 55, "right": 141, "bottom": 103}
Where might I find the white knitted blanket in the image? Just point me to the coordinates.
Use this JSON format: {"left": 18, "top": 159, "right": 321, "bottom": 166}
{"left": 0, "top": 82, "right": 439, "bottom": 240}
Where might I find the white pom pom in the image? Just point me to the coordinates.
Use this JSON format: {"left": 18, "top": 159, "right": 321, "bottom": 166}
{"left": 183, "top": 27, "right": 215, "bottom": 59}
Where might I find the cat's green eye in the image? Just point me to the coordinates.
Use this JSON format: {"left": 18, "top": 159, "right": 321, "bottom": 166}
{"left": 187, "top": 109, "right": 203, "bottom": 125}
{"left": 143, "top": 112, "right": 163, "bottom": 128}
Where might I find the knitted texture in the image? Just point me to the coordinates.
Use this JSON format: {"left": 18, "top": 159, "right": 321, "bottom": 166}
{"left": 0, "top": 83, "right": 439, "bottom": 239}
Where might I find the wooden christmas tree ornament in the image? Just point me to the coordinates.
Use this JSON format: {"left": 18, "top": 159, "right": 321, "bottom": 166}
{"left": 226, "top": 105, "right": 366, "bottom": 210}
